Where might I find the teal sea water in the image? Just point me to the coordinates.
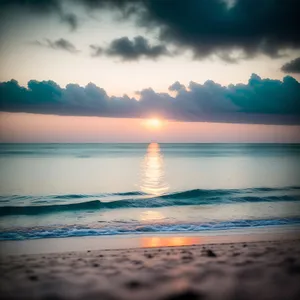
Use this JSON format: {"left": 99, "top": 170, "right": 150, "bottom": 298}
{"left": 0, "top": 143, "right": 300, "bottom": 240}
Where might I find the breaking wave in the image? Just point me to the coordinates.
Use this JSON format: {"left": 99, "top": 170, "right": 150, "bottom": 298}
{"left": 1, "top": 217, "right": 300, "bottom": 240}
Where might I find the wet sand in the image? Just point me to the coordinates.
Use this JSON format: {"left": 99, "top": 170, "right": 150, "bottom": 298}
{"left": 1, "top": 237, "right": 300, "bottom": 300}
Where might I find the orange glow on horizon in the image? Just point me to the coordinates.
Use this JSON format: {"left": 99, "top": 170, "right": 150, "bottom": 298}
{"left": 1, "top": 112, "right": 300, "bottom": 143}
{"left": 143, "top": 118, "right": 163, "bottom": 130}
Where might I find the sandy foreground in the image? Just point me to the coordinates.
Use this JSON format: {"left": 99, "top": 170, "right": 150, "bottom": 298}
{"left": 1, "top": 236, "right": 300, "bottom": 300}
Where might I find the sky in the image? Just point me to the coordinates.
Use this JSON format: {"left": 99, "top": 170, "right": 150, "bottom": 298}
{"left": 0, "top": 0, "right": 300, "bottom": 142}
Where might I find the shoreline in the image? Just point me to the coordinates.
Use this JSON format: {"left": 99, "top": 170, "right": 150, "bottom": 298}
{"left": 1, "top": 225, "right": 300, "bottom": 256}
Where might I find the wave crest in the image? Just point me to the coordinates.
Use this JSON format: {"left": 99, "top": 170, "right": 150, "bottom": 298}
{"left": 1, "top": 186, "right": 299, "bottom": 216}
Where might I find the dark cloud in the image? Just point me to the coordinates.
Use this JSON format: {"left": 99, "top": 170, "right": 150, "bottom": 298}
{"left": 1, "top": 74, "right": 300, "bottom": 125}
{"left": 138, "top": 0, "right": 300, "bottom": 60}
{"left": 76, "top": 0, "right": 300, "bottom": 61}
{"left": 94, "top": 36, "right": 170, "bottom": 60}
{"left": 281, "top": 57, "right": 300, "bottom": 74}
{"left": 0, "top": 0, "right": 78, "bottom": 31}
{"left": 3, "top": 1, "right": 300, "bottom": 61}
{"left": 34, "top": 38, "right": 80, "bottom": 53}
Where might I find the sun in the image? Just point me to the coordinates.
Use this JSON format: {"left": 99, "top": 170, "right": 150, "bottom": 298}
{"left": 144, "top": 118, "right": 162, "bottom": 129}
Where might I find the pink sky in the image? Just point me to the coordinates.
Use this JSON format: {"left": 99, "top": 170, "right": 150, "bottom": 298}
{"left": 1, "top": 1, "right": 300, "bottom": 144}
{"left": 1, "top": 112, "right": 299, "bottom": 143}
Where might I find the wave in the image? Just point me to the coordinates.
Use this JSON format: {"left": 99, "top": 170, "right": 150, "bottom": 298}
{"left": 1, "top": 217, "right": 300, "bottom": 240}
{"left": 0, "top": 191, "right": 146, "bottom": 202}
{"left": 1, "top": 186, "right": 300, "bottom": 216}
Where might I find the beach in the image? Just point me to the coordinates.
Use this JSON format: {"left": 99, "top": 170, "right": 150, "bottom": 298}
{"left": 1, "top": 143, "right": 300, "bottom": 299}
{"left": 2, "top": 0, "right": 300, "bottom": 298}
{"left": 1, "top": 231, "right": 300, "bottom": 300}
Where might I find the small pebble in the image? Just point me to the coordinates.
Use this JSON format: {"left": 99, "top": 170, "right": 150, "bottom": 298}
{"left": 206, "top": 249, "right": 217, "bottom": 257}
{"left": 28, "top": 275, "right": 38, "bottom": 281}
{"left": 126, "top": 280, "right": 142, "bottom": 289}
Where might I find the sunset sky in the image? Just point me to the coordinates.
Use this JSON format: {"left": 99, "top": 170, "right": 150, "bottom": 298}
{"left": 0, "top": 0, "right": 300, "bottom": 142}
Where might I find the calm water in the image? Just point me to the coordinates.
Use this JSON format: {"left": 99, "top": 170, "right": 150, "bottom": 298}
{"left": 0, "top": 143, "right": 300, "bottom": 240}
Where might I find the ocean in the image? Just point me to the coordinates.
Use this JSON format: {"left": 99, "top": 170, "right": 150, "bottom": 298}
{"left": 0, "top": 143, "right": 300, "bottom": 240}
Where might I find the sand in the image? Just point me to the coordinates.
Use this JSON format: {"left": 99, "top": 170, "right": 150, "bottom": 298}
{"left": 1, "top": 237, "right": 300, "bottom": 300}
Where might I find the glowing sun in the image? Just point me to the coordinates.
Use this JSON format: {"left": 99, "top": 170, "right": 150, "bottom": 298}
{"left": 144, "top": 118, "right": 163, "bottom": 129}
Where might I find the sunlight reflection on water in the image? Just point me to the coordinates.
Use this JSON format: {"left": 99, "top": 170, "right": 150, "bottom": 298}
{"left": 140, "top": 143, "right": 169, "bottom": 196}
{"left": 139, "top": 210, "right": 165, "bottom": 221}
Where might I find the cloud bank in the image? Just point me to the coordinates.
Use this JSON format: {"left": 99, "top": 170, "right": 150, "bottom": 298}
{"left": 1, "top": 75, "right": 300, "bottom": 125}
